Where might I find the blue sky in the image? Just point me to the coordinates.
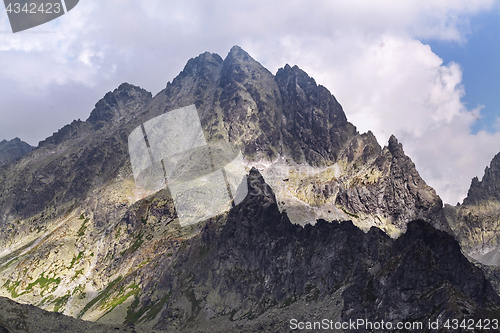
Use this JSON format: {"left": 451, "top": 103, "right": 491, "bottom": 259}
{"left": 425, "top": 6, "right": 500, "bottom": 134}
{"left": 0, "top": 0, "right": 500, "bottom": 205}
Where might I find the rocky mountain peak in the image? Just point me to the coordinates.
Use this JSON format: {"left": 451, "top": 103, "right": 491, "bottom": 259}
{"left": 220, "top": 44, "right": 274, "bottom": 87}
{"left": 213, "top": 46, "right": 282, "bottom": 159}
{"left": 276, "top": 63, "right": 353, "bottom": 165}
{"left": 86, "top": 82, "right": 152, "bottom": 129}
{"left": 227, "top": 45, "right": 252, "bottom": 61}
{"left": 447, "top": 151, "right": 500, "bottom": 255}
{"left": 171, "top": 51, "right": 223, "bottom": 88}
{"left": 276, "top": 63, "right": 318, "bottom": 88}
{"left": 0, "top": 137, "right": 33, "bottom": 166}
{"left": 0, "top": 47, "right": 460, "bottom": 328}
{"left": 38, "top": 83, "right": 152, "bottom": 148}
{"left": 463, "top": 152, "right": 500, "bottom": 205}
{"left": 129, "top": 46, "right": 446, "bottom": 235}
{"left": 388, "top": 134, "right": 404, "bottom": 157}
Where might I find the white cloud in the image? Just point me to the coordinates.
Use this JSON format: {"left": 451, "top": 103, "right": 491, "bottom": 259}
{"left": 0, "top": 0, "right": 499, "bottom": 204}
{"left": 245, "top": 33, "right": 500, "bottom": 204}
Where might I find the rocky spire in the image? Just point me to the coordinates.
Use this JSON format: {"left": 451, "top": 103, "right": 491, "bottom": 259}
{"left": 463, "top": 152, "right": 500, "bottom": 205}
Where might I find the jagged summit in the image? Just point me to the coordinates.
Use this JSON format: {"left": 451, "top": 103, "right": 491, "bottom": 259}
{"left": 463, "top": 152, "right": 500, "bottom": 205}
{"left": 86, "top": 83, "right": 152, "bottom": 129}
{"left": 0, "top": 47, "right": 455, "bottom": 328}
{"left": 38, "top": 83, "right": 152, "bottom": 148}
{"left": 1, "top": 46, "right": 446, "bottom": 234}
{"left": 0, "top": 137, "right": 33, "bottom": 166}
{"left": 445, "top": 151, "right": 500, "bottom": 257}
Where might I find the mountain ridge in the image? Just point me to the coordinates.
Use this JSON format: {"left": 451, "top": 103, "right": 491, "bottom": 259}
{"left": 0, "top": 46, "right": 463, "bottom": 330}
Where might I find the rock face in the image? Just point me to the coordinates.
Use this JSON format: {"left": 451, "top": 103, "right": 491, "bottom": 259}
{"left": 465, "top": 152, "right": 500, "bottom": 205}
{"left": 276, "top": 64, "right": 355, "bottom": 165}
{"left": 0, "top": 138, "right": 33, "bottom": 167}
{"left": 86, "top": 83, "right": 153, "bottom": 130}
{"left": 334, "top": 134, "right": 446, "bottom": 235}
{"left": 114, "top": 169, "right": 499, "bottom": 332}
{"left": 132, "top": 45, "right": 446, "bottom": 236}
{"left": 0, "top": 83, "right": 152, "bottom": 229}
{"left": 0, "top": 46, "right": 456, "bottom": 329}
{"left": 445, "top": 152, "right": 500, "bottom": 264}
{"left": 0, "top": 296, "right": 136, "bottom": 333}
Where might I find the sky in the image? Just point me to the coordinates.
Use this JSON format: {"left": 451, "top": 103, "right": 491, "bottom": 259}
{"left": 0, "top": 0, "right": 500, "bottom": 205}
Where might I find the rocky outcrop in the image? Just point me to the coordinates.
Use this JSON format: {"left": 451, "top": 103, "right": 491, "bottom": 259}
{"left": 276, "top": 64, "right": 355, "bottom": 165}
{"left": 0, "top": 138, "right": 33, "bottom": 167}
{"left": 335, "top": 135, "right": 447, "bottom": 235}
{"left": 464, "top": 152, "right": 500, "bottom": 205}
{"left": 39, "top": 83, "right": 152, "bottom": 148}
{"left": 445, "top": 152, "right": 500, "bottom": 257}
{"left": 111, "top": 169, "right": 499, "bottom": 332}
{"left": 86, "top": 83, "right": 152, "bottom": 130}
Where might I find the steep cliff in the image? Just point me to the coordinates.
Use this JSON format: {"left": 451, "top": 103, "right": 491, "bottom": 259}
{"left": 445, "top": 152, "right": 500, "bottom": 266}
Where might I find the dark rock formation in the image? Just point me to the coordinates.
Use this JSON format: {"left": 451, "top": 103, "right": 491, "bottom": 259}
{"left": 276, "top": 64, "right": 355, "bottom": 165}
{"left": 0, "top": 138, "right": 33, "bottom": 166}
{"left": 445, "top": 152, "right": 500, "bottom": 255}
{"left": 464, "top": 152, "right": 500, "bottom": 205}
{"left": 344, "top": 219, "right": 500, "bottom": 329}
{"left": 120, "top": 169, "right": 499, "bottom": 332}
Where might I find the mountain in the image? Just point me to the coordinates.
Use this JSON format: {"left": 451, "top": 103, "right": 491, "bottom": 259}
{"left": 445, "top": 152, "right": 500, "bottom": 264}
{"left": 0, "top": 83, "right": 151, "bottom": 230}
{"left": 133, "top": 46, "right": 447, "bottom": 236}
{"left": 0, "top": 46, "right": 475, "bottom": 331}
{"left": 464, "top": 152, "right": 500, "bottom": 205}
{"left": 0, "top": 138, "right": 33, "bottom": 167}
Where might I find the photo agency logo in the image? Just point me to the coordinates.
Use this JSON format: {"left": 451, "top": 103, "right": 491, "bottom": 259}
{"left": 4, "top": 0, "right": 79, "bottom": 33}
{"left": 128, "top": 105, "right": 248, "bottom": 227}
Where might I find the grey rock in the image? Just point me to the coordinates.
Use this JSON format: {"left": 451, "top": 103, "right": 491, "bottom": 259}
{"left": 464, "top": 152, "right": 500, "bottom": 205}
{"left": 335, "top": 135, "right": 447, "bottom": 233}
{"left": 0, "top": 296, "right": 137, "bottom": 333}
{"left": 0, "top": 83, "right": 152, "bottom": 226}
{"left": 0, "top": 47, "right": 463, "bottom": 332}
{"left": 120, "top": 169, "right": 499, "bottom": 332}
{"left": 0, "top": 138, "right": 33, "bottom": 167}
{"left": 445, "top": 151, "right": 500, "bottom": 254}
{"left": 276, "top": 64, "right": 355, "bottom": 165}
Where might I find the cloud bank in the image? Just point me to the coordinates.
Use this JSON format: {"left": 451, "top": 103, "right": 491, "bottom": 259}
{"left": 0, "top": 0, "right": 499, "bottom": 204}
